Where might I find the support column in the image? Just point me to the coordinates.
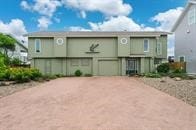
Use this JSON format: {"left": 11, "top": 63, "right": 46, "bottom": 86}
{"left": 121, "top": 58, "right": 126, "bottom": 76}
{"left": 92, "top": 58, "right": 98, "bottom": 76}
{"left": 62, "top": 58, "right": 67, "bottom": 75}
{"left": 150, "top": 58, "right": 155, "bottom": 72}
{"left": 31, "top": 59, "right": 35, "bottom": 68}
{"left": 140, "top": 57, "right": 145, "bottom": 73}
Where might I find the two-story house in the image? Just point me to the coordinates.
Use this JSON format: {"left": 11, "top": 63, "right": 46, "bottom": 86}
{"left": 26, "top": 31, "right": 169, "bottom": 76}
{"left": 172, "top": 0, "right": 196, "bottom": 74}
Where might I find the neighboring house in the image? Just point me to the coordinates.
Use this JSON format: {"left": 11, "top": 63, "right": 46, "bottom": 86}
{"left": 26, "top": 31, "right": 169, "bottom": 76}
{"left": 1, "top": 34, "right": 28, "bottom": 64}
{"left": 172, "top": 0, "right": 196, "bottom": 74}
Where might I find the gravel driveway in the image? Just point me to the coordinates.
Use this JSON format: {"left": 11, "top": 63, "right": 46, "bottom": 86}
{"left": 0, "top": 77, "right": 195, "bottom": 130}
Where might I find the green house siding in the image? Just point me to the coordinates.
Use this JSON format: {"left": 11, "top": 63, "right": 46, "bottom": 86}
{"left": 28, "top": 32, "right": 168, "bottom": 76}
{"left": 98, "top": 59, "right": 119, "bottom": 76}
{"left": 67, "top": 58, "right": 92, "bottom": 76}
{"left": 67, "top": 38, "right": 117, "bottom": 58}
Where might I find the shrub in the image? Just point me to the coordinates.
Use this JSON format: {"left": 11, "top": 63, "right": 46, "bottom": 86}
{"left": 6, "top": 68, "right": 42, "bottom": 83}
{"left": 172, "top": 69, "right": 186, "bottom": 73}
{"left": 144, "top": 73, "right": 161, "bottom": 78}
{"left": 30, "top": 68, "right": 42, "bottom": 80}
{"left": 11, "top": 58, "right": 22, "bottom": 66}
{"left": 42, "top": 75, "right": 57, "bottom": 81}
{"left": 169, "top": 73, "right": 188, "bottom": 79}
{"left": 157, "top": 63, "right": 169, "bottom": 73}
{"left": 75, "top": 70, "right": 82, "bottom": 77}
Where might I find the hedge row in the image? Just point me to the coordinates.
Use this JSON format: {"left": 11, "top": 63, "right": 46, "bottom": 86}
{"left": 0, "top": 67, "right": 42, "bottom": 83}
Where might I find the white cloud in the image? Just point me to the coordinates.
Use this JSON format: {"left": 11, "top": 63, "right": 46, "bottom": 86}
{"left": 38, "top": 16, "right": 52, "bottom": 30}
{"left": 80, "top": 11, "right": 86, "bottom": 19}
{"left": 68, "top": 7, "right": 183, "bottom": 56}
{"left": 21, "top": 0, "right": 62, "bottom": 30}
{"left": 151, "top": 7, "right": 183, "bottom": 31}
{"left": 0, "top": 19, "right": 27, "bottom": 45}
{"left": 21, "top": 0, "right": 62, "bottom": 17}
{"left": 21, "top": 0, "right": 132, "bottom": 29}
{"left": 68, "top": 26, "right": 91, "bottom": 31}
{"left": 62, "top": 0, "right": 132, "bottom": 17}
{"left": 89, "top": 16, "right": 142, "bottom": 31}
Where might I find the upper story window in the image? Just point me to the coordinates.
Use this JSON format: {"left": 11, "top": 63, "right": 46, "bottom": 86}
{"left": 188, "top": 8, "right": 196, "bottom": 25}
{"left": 35, "top": 39, "right": 41, "bottom": 53}
{"left": 157, "top": 42, "right": 162, "bottom": 55}
{"left": 144, "top": 39, "right": 149, "bottom": 52}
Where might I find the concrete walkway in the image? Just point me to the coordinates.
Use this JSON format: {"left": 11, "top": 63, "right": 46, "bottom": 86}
{"left": 0, "top": 77, "right": 195, "bottom": 130}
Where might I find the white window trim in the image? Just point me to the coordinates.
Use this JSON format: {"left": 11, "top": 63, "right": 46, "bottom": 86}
{"left": 144, "top": 39, "right": 149, "bottom": 52}
{"left": 188, "top": 8, "right": 196, "bottom": 25}
{"left": 157, "top": 42, "right": 162, "bottom": 55}
{"left": 179, "top": 56, "right": 186, "bottom": 62}
{"left": 35, "top": 39, "right": 41, "bottom": 53}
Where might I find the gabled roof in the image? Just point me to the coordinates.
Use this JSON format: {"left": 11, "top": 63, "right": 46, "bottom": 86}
{"left": 5, "top": 34, "right": 28, "bottom": 52}
{"left": 25, "top": 31, "right": 171, "bottom": 38}
{"left": 171, "top": 0, "right": 196, "bottom": 32}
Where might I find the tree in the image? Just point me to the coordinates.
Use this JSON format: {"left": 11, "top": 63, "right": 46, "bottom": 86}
{"left": 0, "top": 33, "right": 16, "bottom": 57}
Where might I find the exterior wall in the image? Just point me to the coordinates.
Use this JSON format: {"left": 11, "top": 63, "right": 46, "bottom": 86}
{"left": 130, "top": 36, "right": 167, "bottom": 58}
{"left": 118, "top": 36, "right": 130, "bottom": 56}
{"left": 67, "top": 58, "right": 92, "bottom": 76}
{"left": 28, "top": 34, "right": 167, "bottom": 76}
{"left": 67, "top": 37, "right": 117, "bottom": 58}
{"left": 175, "top": 4, "right": 196, "bottom": 74}
{"left": 28, "top": 38, "right": 54, "bottom": 58}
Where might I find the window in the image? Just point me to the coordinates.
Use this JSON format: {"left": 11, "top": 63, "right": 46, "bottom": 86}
{"left": 179, "top": 56, "right": 185, "bottom": 62}
{"left": 71, "top": 59, "right": 79, "bottom": 66}
{"left": 144, "top": 39, "right": 149, "bottom": 52}
{"left": 35, "top": 39, "right": 41, "bottom": 53}
{"left": 81, "top": 59, "right": 90, "bottom": 66}
{"left": 157, "top": 42, "right": 162, "bottom": 55}
{"left": 188, "top": 8, "right": 196, "bottom": 25}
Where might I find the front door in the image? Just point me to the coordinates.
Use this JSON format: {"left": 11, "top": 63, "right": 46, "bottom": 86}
{"left": 126, "top": 59, "right": 138, "bottom": 75}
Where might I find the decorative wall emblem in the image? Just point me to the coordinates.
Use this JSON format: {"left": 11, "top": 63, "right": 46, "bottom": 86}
{"left": 90, "top": 44, "right": 99, "bottom": 52}
{"left": 86, "top": 44, "right": 100, "bottom": 53}
{"left": 56, "top": 38, "right": 64, "bottom": 45}
{"left": 121, "top": 38, "right": 128, "bottom": 44}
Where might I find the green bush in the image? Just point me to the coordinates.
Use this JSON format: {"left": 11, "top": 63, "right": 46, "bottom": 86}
{"left": 157, "top": 63, "right": 170, "bottom": 73}
{"left": 144, "top": 73, "right": 161, "bottom": 78}
{"left": 75, "top": 70, "right": 82, "bottom": 77}
{"left": 11, "top": 58, "right": 22, "bottom": 66}
{"left": 169, "top": 73, "right": 188, "bottom": 79}
{"left": 3, "top": 68, "right": 42, "bottom": 83}
{"left": 172, "top": 69, "right": 186, "bottom": 73}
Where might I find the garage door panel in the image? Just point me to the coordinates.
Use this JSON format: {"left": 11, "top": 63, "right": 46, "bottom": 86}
{"left": 98, "top": 60, "right": 119, "bottom": 76}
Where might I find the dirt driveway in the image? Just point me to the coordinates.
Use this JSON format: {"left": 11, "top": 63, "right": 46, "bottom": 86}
{"left": 0, "top": 77, "right": 195, "bottom": 130}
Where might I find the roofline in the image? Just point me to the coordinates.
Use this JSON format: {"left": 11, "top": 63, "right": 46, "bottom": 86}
{"left": 171, "top": 0, "right": 196, "bottom": 32}
{"left": 25, "top": 31, "right": 172, "bottom": 38}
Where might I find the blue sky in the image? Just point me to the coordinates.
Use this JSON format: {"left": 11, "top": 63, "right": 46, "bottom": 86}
{"left": 0, "top": 0, "right": 188, "bottom": 55}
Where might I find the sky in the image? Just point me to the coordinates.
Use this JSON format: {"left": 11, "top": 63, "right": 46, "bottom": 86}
{"left": 0, "top": 0, "right": 188, "bottom": 56}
